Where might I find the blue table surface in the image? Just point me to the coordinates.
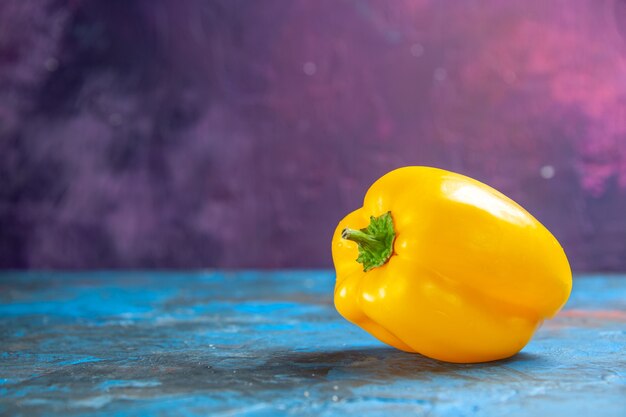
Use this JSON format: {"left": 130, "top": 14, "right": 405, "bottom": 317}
{"left": 1, "top": 271, "right": 625, "bottom": 417}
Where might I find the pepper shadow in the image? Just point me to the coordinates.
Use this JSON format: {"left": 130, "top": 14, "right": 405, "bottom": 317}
{"left": 249, "top": 347, "right": 544, "bottom": 384}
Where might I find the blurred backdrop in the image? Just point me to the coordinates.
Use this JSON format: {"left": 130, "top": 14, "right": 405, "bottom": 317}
{"left": 1, "top": 0, "right": 626, "bottom": 270}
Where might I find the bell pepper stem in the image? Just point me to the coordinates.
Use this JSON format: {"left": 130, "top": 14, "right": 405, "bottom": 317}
{"left": 342, "top": 228, "right": 388, "bottom": 253}
{"left": 341, "top": 211, "right": 396, "bottom": 272}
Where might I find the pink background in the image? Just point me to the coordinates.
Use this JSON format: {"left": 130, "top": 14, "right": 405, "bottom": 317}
{"left": 1, "top": 0, "right": 626, "bottom": 270}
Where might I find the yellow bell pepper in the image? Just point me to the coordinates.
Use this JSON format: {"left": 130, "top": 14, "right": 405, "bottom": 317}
{"left": 332, "top": 166, "right": 572, "bottom": 363}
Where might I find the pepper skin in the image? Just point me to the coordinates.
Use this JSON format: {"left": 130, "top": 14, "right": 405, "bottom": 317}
{"left": 332, "top": 166, "right": 572, "bottom": 363}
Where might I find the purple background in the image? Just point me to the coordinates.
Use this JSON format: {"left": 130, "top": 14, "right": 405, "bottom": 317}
{"left": 1, "top": 0, "right": 626, "bottom": 270}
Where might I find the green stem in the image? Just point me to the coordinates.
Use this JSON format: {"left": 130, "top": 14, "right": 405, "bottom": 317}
{"left": 342, "top": 228, "right": 389, "bottom": 254}
{"left": 341, "top": 211, "right": 396, "bottom": 272}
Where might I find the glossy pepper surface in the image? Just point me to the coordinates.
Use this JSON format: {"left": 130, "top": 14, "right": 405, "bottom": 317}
{"left": 332, "top": 166, "right": 572, "bottom": 363}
